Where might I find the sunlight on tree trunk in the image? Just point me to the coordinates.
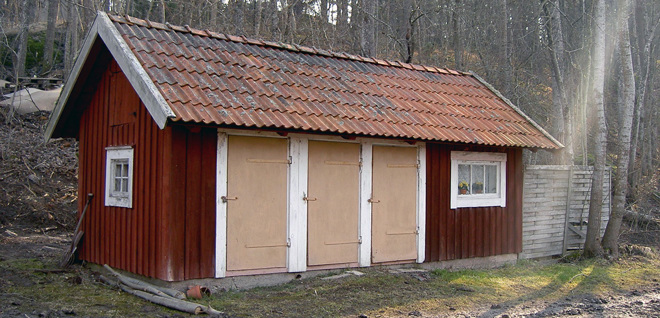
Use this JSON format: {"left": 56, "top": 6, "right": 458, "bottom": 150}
{"left": 602, "top": 0, "right": 636, "bottom": 258}
{"left": 583, "top": 0, "right": 606, "bottom": 258}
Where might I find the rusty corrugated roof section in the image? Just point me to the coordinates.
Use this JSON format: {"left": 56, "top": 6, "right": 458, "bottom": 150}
{"left": 108, "top": 14, "right": 562, "bottom": 149}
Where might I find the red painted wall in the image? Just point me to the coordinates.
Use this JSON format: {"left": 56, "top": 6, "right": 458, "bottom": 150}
{"left": 77, "top": 59, "right": 216, "bottom": 281}
{"left": 425, "top": 144, "right": 523, "bottom": 262}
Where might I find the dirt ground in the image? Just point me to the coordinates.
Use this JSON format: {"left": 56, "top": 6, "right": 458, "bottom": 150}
{"left": 451, "top": 283, "right": 660, "bottom": 318}
{"left": 1, "top": 233, "right": 659, "bottom": 317}
{"left": 1, "top": 111, "right": 659, "bottom": 317}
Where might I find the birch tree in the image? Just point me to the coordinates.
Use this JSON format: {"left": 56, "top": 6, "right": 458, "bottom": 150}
{"left": 583, "top": 0, "right": 606, "bottom": 258}
{"left": 542, "top": 0, "right": 573, "bottom": 164}
{"left": 601, "top": 0, "right": 636, "bottom": 258}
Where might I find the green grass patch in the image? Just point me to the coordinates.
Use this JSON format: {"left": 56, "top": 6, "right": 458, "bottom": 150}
{"left": 208, "top": 255, "right": 660, "bottom": 317}
{"left": 1, "top": 254, "right": 658, "bottom": 317}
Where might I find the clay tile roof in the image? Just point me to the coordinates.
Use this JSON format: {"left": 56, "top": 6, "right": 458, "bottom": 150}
{"left": 105, "top": 13, "right": 562, "bottom": 149}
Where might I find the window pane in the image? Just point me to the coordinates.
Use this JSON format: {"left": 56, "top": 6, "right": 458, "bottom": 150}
{"left": 472, "top": 164, "right": 485, "bottom": 194}
{"left": 458, "top": 164, "right": 471, "bottom": 194}
{"left": 121, "top": 163, "right": 128, "bottom": 177}
{"left": 114, "top": 178, "right": 121, "bottom": 192}
{"left": 121, "top": 178, "right": 128, "bottom": 192}
{"left": 485, "top": 165, "right": 497, "bottom": 193}
{"left": 115, "top": 163, "right": 122, "bottom": 178}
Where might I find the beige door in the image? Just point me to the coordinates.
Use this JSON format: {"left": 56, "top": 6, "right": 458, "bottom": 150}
{"left": 226, "top": 136, "right": 288, "bottom": 271}
{"left": 371, "top": 145, "right": 418, "bottom": 263}
{"left": 307, "top": 141, "right": 360, "bottom": 266}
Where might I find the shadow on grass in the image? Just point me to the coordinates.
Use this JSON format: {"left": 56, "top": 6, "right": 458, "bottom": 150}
{"left": 473, "top": 259, "right": 618, "bottom": 318}
{"left": 208, "top": 256, "right": 658, "bottom": 317}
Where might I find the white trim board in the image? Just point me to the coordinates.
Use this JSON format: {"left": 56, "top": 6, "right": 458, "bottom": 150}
{"left": 287, "top": 137, "right": 308, "bottom": 272}
{"left": 215, "top": 131, "right": 228, "bottom": 278}
{"left": 358, "top": 141, "right": 373, "bottom": 267}
{"left": 416, "top": 144, "right": 426, "bottom": 263}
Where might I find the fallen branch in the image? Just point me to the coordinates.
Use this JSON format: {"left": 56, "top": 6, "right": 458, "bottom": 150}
{"left": 119, "top": 284, "right": 205, "bottom": 315}
{"left": 568, "top": 273, "right": 586, "bottom": 284}
{"left": 103, "top": 264, "right": 185, "bottom": 300}
{"left": 100, "top": 271, "right": 223, "bottom": 316}
{"left": 34, "top": 268, "right": 73, "bottom": 274}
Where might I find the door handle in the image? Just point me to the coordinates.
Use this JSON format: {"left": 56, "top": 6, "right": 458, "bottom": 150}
{"left": 221, "top": 196, "right": 238, "bottom": 203}
{"left": 368, "top": 198, "right": 380, "bottom": 203}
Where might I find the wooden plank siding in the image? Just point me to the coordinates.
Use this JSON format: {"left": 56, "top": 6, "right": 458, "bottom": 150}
{"left": 425, "top": 144, "right": 523, "bottom": 262}
{"left": 78, "top": 59, "right": 216, "bottom": 281}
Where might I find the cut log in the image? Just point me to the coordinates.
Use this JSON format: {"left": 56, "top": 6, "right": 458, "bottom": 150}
{"left": 103, "top": 264, "right": 186, "bottom": 300}
{"left": 101, "top": 271, "right": 224, "bottom": 316}
{"left": 119, "top": 284, "right": 204, "bottom": 315}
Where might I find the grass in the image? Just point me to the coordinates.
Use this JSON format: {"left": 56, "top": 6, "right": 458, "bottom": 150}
{"left": 0, "top": 258, "right": 179, "bottom": 317}
{"left": 1, "top": 253, "right": 658, "bottom": 317}
{"left": 208, "top": 254, "right": 660, "bottom": 317}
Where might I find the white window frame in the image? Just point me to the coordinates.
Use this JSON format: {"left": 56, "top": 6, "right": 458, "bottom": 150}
{"left": 450, "top": 151, "right": 506, "bottom": 209}
{"left": 105, "top": 146, "right": 134, "bottom": 208}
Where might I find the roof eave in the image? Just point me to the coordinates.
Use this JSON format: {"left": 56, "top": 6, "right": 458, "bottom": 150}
{"left": 45, "top": 11, "right": 175, "bottom": 141}
{"left": 469, "top": 71, "right": 565, "bottom": 150}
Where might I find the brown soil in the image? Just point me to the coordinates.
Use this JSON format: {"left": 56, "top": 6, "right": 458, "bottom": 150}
{"left": 0, "top": 111, "right": 78, "bottom": 236}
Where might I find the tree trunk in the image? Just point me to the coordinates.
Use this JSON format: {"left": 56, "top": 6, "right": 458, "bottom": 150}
{"left": 583, "top": 0, "right": 606, "bottom": 258}
{"left": 64, "top": 0, "right": 80, "bottom": 78}
{"left": 452, "top": 0, "right": 462, "bottom": 69}
{"left": 543, "top": 0, "right": 573, "bottom": 165}
{"left": 159, "top": 0, "right": 166, "bottom": 23}
{"left": 321, "top": 0, "right": 328, "bottom": 24}
{"left": 602, "top": 0, "right": 636, "bottom": 258}
{"left": 82, "top": 0, "right": 94, "bottom": 31}
{"left": 629, "top": 12, "right": 659, "bottom": 188}
{"left": 337, "top": 0, "right": 349, "bottom": 31}
{"left": 42, "top": 0, "right": 59, "bottom": 73}
{"left": 14, "top": 0, "right": 32, "bottom": 77}
{"left": 499, "top": 0, "right": 512, "bottom": 94}
{"left": 360, "top": 0, "right": 377, "bottom": 56}
{"left": 253, "top": 0, "right": 262, "bottom": 36}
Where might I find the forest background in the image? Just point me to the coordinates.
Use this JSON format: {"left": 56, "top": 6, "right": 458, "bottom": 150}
{"left": 0, "top": 0, "right": 658, "bottom": 256}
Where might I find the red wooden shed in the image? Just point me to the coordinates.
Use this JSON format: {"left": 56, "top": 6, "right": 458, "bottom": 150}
{"left": 46, "top": 12, "right": 562, "bottom": 282}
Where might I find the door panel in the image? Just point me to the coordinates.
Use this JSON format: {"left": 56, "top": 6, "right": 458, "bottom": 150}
{"left": 226, "top": 136, "right": 288, "bottom": 271}
{"left": 371, "top": 146, "right": 418, "bottom": 263}
{"left": 307, "top": 141, "right": 360, "bottom": 266}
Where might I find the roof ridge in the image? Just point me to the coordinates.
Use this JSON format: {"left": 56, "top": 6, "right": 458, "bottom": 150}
{"left": 107, "top": 13, "right": 470, "bottom": 77}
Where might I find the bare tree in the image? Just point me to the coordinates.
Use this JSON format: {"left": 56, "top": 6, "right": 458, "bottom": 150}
{"left": 14, "top": 0, "right": 33, "bottom": 77}
{"left": 452, "top": 0, "right": 462, "bottom": 69}
{"left": 64, "top": 0, "right": 80, "bottom": 78}
{"left": 42, "top": 0, "right": 59, "bottom": 73}
{"left": 542, "top": 0, "right": 573, "bottom": 164}
{"left": 601, "top": 0, "right": 637, "bottom": 258}
{"left": 629, "top": 3, "right": 660, "bottom": 189}
{"left": 359, "top": 0, "right": 377, "bottom": 56}
{"left": 583, "top": 0, "right": 607, "bottom": 258}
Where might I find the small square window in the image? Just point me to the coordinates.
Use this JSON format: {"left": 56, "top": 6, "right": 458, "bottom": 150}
{"left": 105, "top": 146, "right": 134, "bottom": 208}
{"left": 451, "top": 151, "right": 506, "bottom": 209}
